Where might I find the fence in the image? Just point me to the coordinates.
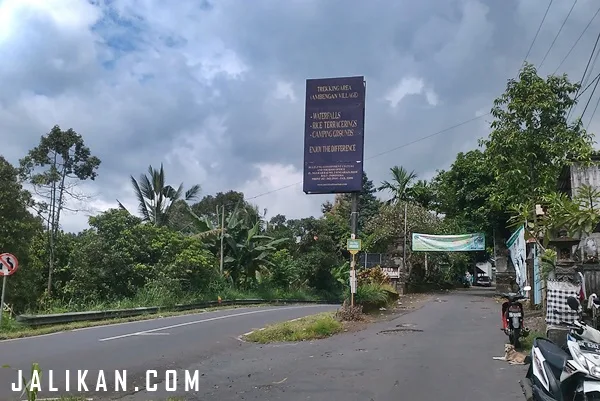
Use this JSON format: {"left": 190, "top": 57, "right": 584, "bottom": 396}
{"left": 358, "top": 253, "right": 383, "bottom": 269}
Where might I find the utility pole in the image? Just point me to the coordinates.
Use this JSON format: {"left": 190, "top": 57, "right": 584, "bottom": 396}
{"left": 219, "top": 204, "right": 225, "bottom": 275}
{"left": 350, "top": 193, "right": 359, "bottom": 307}
{"left": 403, "top": 202, "right": 408, "bottom": 273}
{"left": 493, "top": 228, "right": 497, "bottom": 283}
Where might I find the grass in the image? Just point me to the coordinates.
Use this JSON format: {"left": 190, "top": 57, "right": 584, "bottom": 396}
{"left": 520, "top": 330, "right": 545, "bottom": 352}
{"left": 244, "top": 312, "right": 343, "bottom": 343}
{"left": 27, "top": 288, "right": 320, "bottom": 314}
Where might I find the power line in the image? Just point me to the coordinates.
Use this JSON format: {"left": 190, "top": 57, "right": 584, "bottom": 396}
{"left": 554, "top": 5, "right": 600, "bottom": 74}
{"left": 217, "top": 113, "right": 491, "bottom": 208}
{"left": 575, "top": 71, "right": 600, "bottom": 101}
{"left": 577, "top": 30, "right": 600, "bottom": 94}
{"left": 581, "top": 70, "right": 600, "bottom": 120}
{"left": 583, "top": 45, "right": 600, "bottom": 89}
{"left": 539, "top": 0, "right": 578, "bottom": 69}
{"left": 585, "top": 93, "right": 600, "bottom": 130}
{"left": 365, "top": 113, "right": 490, "bottom": 160}
{"left": 519, "top": 0, "right": 553, "bottom": 72}
{"left": 568, "top": 29, "right": 600, "bottom": 120}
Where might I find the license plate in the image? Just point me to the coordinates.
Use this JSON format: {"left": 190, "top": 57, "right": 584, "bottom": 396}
{"left": 509, "top": 312, "right": 522, "bottom": 317}
{"left": 583, "top": 380, "right": 600, "bottom": 393}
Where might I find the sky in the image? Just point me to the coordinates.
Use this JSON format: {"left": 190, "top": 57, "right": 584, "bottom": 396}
{"left": 2, "top": 0, "right": 600, "bottom": 233}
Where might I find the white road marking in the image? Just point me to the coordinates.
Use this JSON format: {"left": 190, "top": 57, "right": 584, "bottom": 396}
{"left": 137, "top": 332, "right": 170, "bottom": 336}
{"left": 0, "top": 306, "right": 259, "bottom": 343}
{"left": 98, "top": 305, "right": 327, "bottom": 342}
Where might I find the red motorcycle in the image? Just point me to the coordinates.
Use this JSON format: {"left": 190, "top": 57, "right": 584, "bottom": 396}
{"left": 499, "top": 286, "right": 531, "bottom": 348}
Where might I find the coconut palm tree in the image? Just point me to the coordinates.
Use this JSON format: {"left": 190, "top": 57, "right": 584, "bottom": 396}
{"left": 408, "top": 179, "right": 435, "bottom": 210}
{"left": 117, "top": 163, "right": 201, "bottom": 227}
{"left": 378, "top": 166, "right": 417, "bottom": 205}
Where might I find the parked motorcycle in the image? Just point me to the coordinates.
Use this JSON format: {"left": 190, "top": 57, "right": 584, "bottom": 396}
{"left": 499, "top": 285, "right": 532, "bottom": 348}
{"left": 588, "top": 294, "right": 600, "bottom": 330}
{"left": 521, "top": 296, "right": 600, "bottom": 401}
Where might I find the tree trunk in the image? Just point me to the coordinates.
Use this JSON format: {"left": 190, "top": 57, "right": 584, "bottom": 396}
{"left": 47, "top": 152, "right": 58, "bottom": 296}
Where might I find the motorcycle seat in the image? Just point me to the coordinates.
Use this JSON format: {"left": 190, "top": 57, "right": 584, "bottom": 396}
{"left": 534, "top": 338, "right": 569, "bottom": 376}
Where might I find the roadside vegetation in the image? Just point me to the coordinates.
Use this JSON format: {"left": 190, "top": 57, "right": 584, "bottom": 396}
{"left": 245, "top": 312, "right": 343, "bottom": 343}
{"left": 0, "top": 62, "right": 596, "bottom": 342}
{"left": 245, "top": 267, "right": 404, "bottom": 343}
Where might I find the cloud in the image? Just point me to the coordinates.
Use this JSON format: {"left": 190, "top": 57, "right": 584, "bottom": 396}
{"left": 384, "top": 77, "right": 439, "bottom": 108}
{"left": 1, "top": 0, "right": 600, "bottom": 232}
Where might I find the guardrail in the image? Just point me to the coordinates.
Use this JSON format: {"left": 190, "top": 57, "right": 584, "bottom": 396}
{"left": 15, "top": 298, "right": 338, "bottom": 327}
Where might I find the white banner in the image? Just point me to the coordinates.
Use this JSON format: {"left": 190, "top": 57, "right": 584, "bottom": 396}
{"left": 507, "top": 225, "right": 527, "bottom": 291}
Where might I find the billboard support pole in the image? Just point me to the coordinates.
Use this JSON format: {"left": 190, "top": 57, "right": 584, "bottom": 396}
{"left": 350, "top": 192, "right": 359, "bottom": 307}
{"left": 403, "top": 202, "right": 408, "bottom": 273}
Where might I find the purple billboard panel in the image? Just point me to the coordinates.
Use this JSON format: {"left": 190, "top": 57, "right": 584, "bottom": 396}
{"left": 303, "top": 76, "right": 366, "bottom": 194}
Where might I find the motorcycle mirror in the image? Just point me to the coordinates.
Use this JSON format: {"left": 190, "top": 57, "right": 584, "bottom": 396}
{"left": 523, "top": 286, "right": 532, "bottom": 291}
{"left": 567, "top": 296, "right": 580, "bottom": 311}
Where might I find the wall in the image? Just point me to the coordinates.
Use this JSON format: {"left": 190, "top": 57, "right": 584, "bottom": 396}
{"left": 570, "top": 164, "right": 600, "bottom": 198}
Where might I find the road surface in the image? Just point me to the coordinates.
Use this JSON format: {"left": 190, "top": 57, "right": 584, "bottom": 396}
{"left": 0, "top": 304, "right": 337, "bottom": 400}
{"left": 1, "top": 289, "right": 528, "bottom": 400}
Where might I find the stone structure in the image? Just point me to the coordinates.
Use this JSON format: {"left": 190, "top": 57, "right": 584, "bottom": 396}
{"left": 494, "top": 235, "right": 516, "bottom": 292}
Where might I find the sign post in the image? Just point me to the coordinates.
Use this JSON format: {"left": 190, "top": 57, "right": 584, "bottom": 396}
{"left": 0, "top": 253, "right": 19, "bottom": 327}
{"left": 347, "top": 239, "right": 361, "bottom": 306}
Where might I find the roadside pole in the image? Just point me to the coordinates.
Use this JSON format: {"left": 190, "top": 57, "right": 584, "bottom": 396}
{"left": 403, "top": 202, "right": 408, "bottom": 274}
{"left": 219, "top": 205, "right": 225, "bottom": 275}
{"left": 348, "top": 195, "right": 361, "bottom": 307}
{"left": 0, "top": 253, "right": 19, "bottom": 327}
{"left": 0, "top": 276, "right": 6, "bottom": 326}
{"left": 349, "top": 193, "right": 360, "bottom": 306}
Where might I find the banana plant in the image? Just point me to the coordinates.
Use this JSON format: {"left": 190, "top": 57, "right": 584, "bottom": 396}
{"left": 331, "top": 261, "right": 350, "bottom": 288}
{"left": 221, "top": 204, "right": 288, "bottom": 288}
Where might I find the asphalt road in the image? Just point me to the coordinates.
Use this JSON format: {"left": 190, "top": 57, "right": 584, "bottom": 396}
{"left": 0, "top": 304, "right": 337, "bottom": 400}
{"left": 121, "top": 287, "right": 528, "bottom": 401}
{"left": 0, "top": 289, "right": 529, "bottom": 401}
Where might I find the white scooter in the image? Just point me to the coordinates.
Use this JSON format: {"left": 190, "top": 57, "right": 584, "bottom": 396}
{"left": 521, "top": 296, "right": 600, "bottom": 401}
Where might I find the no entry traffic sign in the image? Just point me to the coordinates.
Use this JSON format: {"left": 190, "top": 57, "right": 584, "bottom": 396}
{"left": 0, "top": 253, "right": 18, "bottom": 276}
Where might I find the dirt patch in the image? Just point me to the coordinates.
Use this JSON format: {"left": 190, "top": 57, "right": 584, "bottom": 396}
{"left": 369, "top": 292, "right": 434, "bottom": 321}
{"left": 336, "top": 292, "right": 433, "bottom": 334}
{"left": 341, "top": 319, "right": 370, "bottom": 334}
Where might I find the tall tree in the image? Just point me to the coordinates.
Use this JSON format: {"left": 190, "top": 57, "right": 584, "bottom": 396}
{"left": 408, "top": 179, "right": 436, "bottom": 210}
{"left": 481, "top": 63, "right": 594, "bottom": 221}
{"left": 378, "top": 166, "right": 417, "bottom": 205}
{"left": 323, "top": 171, "right": 382, "bottom": 240}
{"left": 191, "top": 191, "right": 246, "bottom": 225}
{"left": 19, "top": 125, "right": 101, "bottom": 295}
{"left": 431, "top": 149, "right": 496, "bottom": 233}
{"left": 118, "top": 163, "right": 201, "bottom": 227}
{"left": 0, "top": 156, "right": 44, "bottom": 310}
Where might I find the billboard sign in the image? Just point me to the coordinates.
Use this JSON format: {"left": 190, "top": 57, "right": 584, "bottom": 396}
{"left": 412, "top": 233, "right": 485, "bottom": 252}
{"left": 303, "top": 76, "right": 366, "bottom": 194}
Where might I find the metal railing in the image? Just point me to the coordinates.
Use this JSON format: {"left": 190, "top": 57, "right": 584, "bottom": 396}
{"left": 15, "top": 298, "right": 339, "bottom": 327}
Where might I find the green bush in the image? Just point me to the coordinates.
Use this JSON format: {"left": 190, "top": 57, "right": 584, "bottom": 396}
{"left": 348, "top": 283, "right": 390, "bottom": 312}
